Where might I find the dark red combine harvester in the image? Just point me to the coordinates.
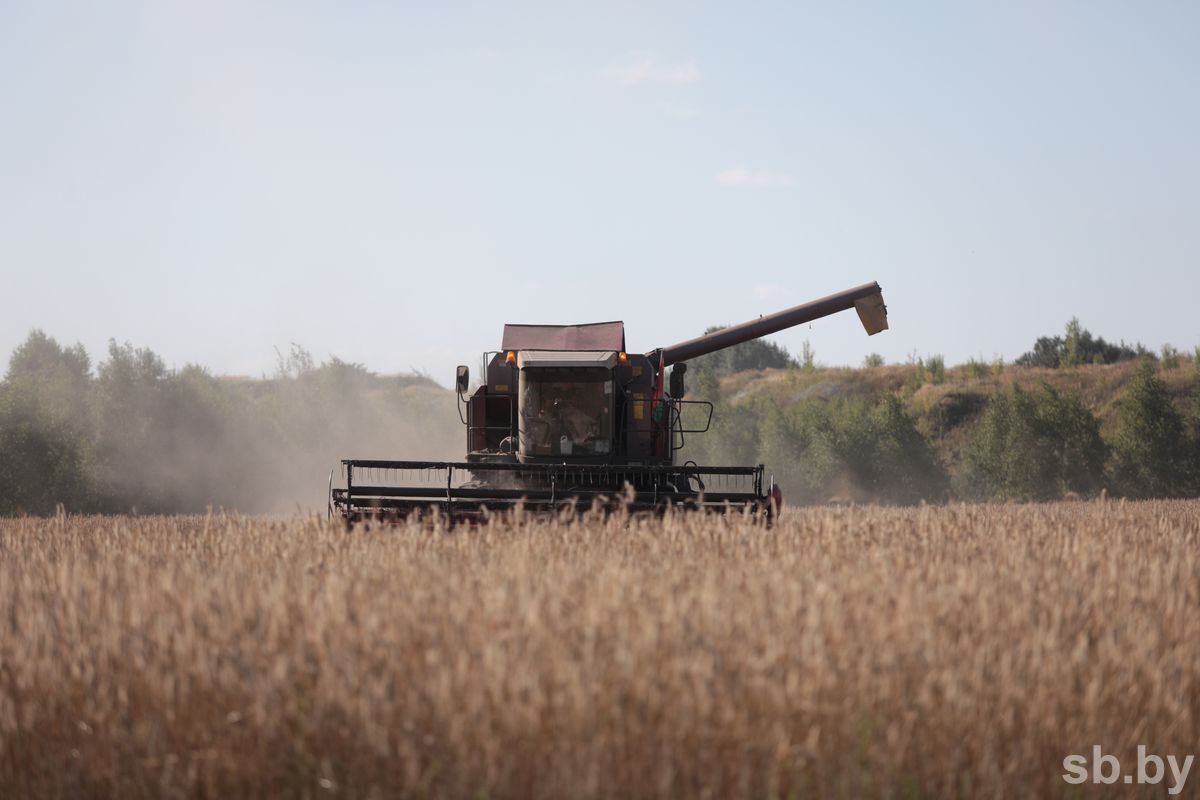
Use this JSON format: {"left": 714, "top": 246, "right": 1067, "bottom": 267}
{"left": 330, "top": 281, "right": 888, "bottom": 523}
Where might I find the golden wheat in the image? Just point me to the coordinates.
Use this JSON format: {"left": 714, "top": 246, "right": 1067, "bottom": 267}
{"left": 1, "top": 502, "right": 1198, "bottom": 799}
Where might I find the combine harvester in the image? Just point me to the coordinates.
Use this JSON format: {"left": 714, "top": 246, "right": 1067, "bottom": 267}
{"left": 329, "top": 282, "right": 888, "bottom": 523}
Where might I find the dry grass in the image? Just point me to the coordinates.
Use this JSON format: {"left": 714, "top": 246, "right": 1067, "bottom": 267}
{"left": 2, "top": 502, "right": 1198, "bottom": 799}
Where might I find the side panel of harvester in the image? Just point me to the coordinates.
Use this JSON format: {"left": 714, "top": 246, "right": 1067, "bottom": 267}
{"left": 467, "top": 360, "right": 518, "bottom": 453}
{"left": 620, "top": 353, "right": 659, "bottom": 460}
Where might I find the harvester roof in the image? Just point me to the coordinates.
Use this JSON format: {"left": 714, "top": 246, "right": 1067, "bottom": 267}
{"left": 501, "top": 321, "right": 625, "bottom": 352}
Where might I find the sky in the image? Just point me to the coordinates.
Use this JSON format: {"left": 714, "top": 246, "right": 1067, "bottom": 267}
{"left": 1, "top": 0, "right": 1198, "bottom": 385}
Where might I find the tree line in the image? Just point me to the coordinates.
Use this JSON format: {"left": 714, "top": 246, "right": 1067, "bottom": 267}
{"left": 2, "top": 324, "right": 1199, "bottom": 514}
{"left": 681, "top": 319, "right": 1200, "bottom": 504}
{"left": 0, "top": 332, "right": 459, "bottom": 515}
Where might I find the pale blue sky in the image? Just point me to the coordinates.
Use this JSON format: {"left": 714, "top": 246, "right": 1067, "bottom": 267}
{"left": 2, "top": 1, "right": 1197, "bottom": 382}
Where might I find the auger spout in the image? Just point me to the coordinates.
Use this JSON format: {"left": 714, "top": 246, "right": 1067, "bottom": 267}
{"left": 650, "top": 281, "right": 887, "bottom": 367}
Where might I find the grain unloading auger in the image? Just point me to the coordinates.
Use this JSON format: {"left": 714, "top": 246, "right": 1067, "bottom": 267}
{"left": 329, "top": 281, "right": 888, "bottom": 523}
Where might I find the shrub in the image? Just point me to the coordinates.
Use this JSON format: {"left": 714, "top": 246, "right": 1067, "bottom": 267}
{"left": 964, "top": 357, "right": 990, "bottom": 380}
{"left": 866, "top": 393, "right": 949, "bottom": 503}
{"left": 756, "top": 394, "right": 947, "bottom": 505}
{"left": 960, "top": 383, "right": 1106, "bottom": 501}
{"left": 1161, "top": 344, "right": 1181, "bottom": 371}
{"left": 927, "top": 355, "right": 945, "bottom": 385}
{"left": 709, "top": 400, "right": 763, "bottom": 470}
{"left": 862, "top": 353, "right": 885, "bottom": 369}
{"left": 1111, "top": 360, "right": 1190, "bottom": 498}
{"left": 960, "top": 386, "right": 1053, "bottom": 501}
{"left": 800, "top": 340, "right": 815, "bottom": 371}
{"left": 903, "top": 353, "right": 926, "bottom": 393}
{"left": 1036, "top": 383, "right": 1108, "bottom": 495}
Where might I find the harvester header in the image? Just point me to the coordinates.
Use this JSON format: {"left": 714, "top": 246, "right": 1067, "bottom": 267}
{"left": 330, "top": 280, "right": 889, "bottom": 523}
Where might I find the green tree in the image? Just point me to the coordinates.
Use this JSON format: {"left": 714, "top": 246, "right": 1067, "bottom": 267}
{"left": 692, "top": 365, "right": 720, "bottom": 404}
{"left": 961, "top": 386, "right": 1053, "bottom": 501}
{"left": 1017, "top": 319, "right": 1152, "bottom": 368}
{"left": 708, "top": 400, "right": 762, "bottom": 470}
{"left": 1035, "top": 384, "right": 1108, "bottom": 495}
{"left": 755, "top": 399, "right": 805, "bottom": 494}
{"left": 688, "top": 326, "right": 797, "bottom": 378}
{"left": 1061, "top": 318, "right": 1082, "bottom": 368}
{"left": 756, "top": 394, "right": 946, "bottom": 505}
{"left": 4, "top": 329, "right": 92, "bottom": 425}
{"left": 800, "top": 340, "right": 815, "bottom": 371}
{"left": 92, "top": 340, "right": 193, "bottom": 511}
{"left": 0, "top": 331, "right": 97, "bottom": 513}
{"left": 864, "top": 393, "right": 948, "bottom": 503}
{"left": 0, "top": 388, "right": 96, "bottom": 515}
{"left": 1111, "top": 360, "right": 1189, "bottom": 498}
{"left": 960, "top": 383, "right": 1106, "bottom": 501}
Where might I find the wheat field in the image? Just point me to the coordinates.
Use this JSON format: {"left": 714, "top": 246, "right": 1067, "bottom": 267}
{"left": 1, "top": 502, "right": 1198, "bottom": 799}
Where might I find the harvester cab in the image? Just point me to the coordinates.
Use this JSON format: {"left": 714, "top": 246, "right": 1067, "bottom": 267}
{"left": 330, "top": 281, "right": 888, "bottom": 523}
{"left": 461, "top": 323, "right": 680, "bottom": 466}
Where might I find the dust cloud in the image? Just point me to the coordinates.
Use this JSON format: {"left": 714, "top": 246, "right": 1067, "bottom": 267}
{"left": 0, "top": 334, "right": 465, "bottom": 515}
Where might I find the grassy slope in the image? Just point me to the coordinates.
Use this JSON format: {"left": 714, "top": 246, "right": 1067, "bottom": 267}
{"left": 718, "top": 356, "right": 1199, "bottom": 471}
{"left": 205, "top": 360, "right": 1195, "bottom": 485}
